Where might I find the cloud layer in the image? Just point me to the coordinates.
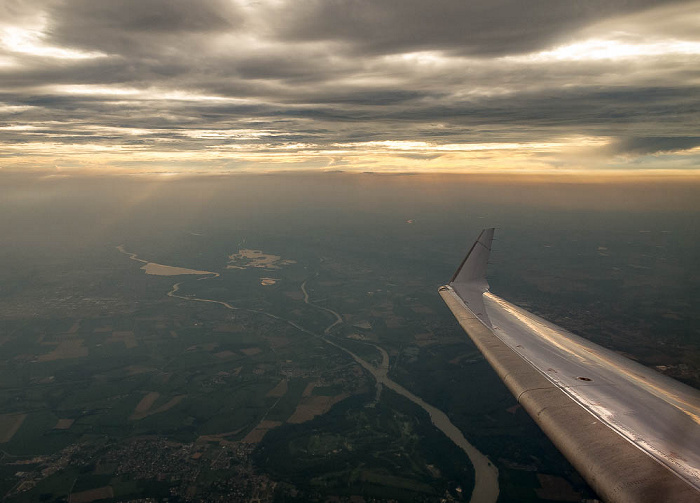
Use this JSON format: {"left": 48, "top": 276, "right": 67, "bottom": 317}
{"left": 1, "top": 0, "right": 699, "bottom": 173}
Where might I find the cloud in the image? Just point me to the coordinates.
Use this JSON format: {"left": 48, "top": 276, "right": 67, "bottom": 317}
{"left": 0, "top": 0, "right": 699, "bottom": 173}
{"left": 267, "top": 0, "right": 679, "bottom": 57}
{"left": 614, "top": 137, "right": 700, "bottom": 155}
{"left": 47, "top": 0, "right": 242, "bottom": 53}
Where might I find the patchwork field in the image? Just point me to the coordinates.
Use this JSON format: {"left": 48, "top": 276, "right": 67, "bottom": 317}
{"left": 0, "top": 414, "right": 26, "bottom": 443}
{"left": 38, "top": 339, "right": 88, "bottom": 361}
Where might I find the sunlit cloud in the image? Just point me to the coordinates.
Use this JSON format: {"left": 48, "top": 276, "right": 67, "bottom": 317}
{"left": 52, "top": 85, "right": 252, "bottom": 103}
{"left": 515, "top": 38, "right": 700, "bottom": 63}
{"left": 182, "top": 129, "right": 275, "bottom": 140}
{"left": 0, "top": 124, "right": 40, "bottom": 131}
{"left": 335, "top": 137, "right": 609, "bottom": 153}
{"left": 0, "top": 24, "right": 105, "bottom": 60}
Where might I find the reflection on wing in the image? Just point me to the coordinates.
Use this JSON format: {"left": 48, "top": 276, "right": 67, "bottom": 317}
{"left": 440, "top": 228, "right": 700, "bottom": 503}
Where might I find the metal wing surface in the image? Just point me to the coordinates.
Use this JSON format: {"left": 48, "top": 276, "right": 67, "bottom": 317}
{"left": 440, "top": 228, "right": 700, "bottom": 503}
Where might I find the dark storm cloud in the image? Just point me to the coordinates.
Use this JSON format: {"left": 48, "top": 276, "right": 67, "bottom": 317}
{"left": 46, "top": 0, "right": 242, "bottom": 54}
{"left": 614, "top": 137, "right": 700, "bottom": 155}
{"left": 269, "top": 0, "right": 679, "bottom": 56}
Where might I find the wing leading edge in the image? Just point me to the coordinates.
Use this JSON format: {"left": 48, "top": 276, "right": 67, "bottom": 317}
{"left": 440, "top": 228, "right": 700, "bottom": 503}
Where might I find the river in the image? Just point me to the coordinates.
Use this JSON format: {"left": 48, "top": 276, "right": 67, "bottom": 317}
{"left": 301, "top": 280, "right": 500, "bottom": 503}
{"left": 133, "top": 250, "right": 500, "bottom": 502}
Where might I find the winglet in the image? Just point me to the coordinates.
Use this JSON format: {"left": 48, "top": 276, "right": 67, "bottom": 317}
{"left": 446, "top": 228, "right": 495, "bottom": 326}
{"left": 450, "top": 228, "right": 495, "bottom": 292}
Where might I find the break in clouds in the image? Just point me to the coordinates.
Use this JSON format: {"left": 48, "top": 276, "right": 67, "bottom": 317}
{"left": 1, "top": 0, "right": 699, "bottom": 173}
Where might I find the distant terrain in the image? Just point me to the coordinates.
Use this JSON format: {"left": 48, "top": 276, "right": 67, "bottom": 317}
{"left": 1, "top": 173, "right": 698, "bottom": 502}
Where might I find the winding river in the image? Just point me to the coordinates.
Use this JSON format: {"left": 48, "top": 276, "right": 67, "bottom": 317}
{"left": 123, "top": 248, "right": 499, "bottom": 502}
{"left": 301, "top": 280, "right": 500, "bottom": 503}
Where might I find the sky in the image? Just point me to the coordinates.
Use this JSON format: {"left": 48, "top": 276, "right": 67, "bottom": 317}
{"left": 1, "top": 0, "right": 699, "bottom": 175}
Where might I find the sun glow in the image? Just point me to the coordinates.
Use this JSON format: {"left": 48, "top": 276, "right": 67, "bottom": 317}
{"left": 334, "top": 137, "right": 609, "bottom": 153}
{"left": 514, "top": 37, "right": 700, "bottom": 63}
{"left": 0, "top": 24, "right": 105, "bottom": 60}
{"left": 51, "top": 85, "right": 254, "bottom": 104}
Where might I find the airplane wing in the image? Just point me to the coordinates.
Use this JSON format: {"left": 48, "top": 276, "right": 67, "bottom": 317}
{"left": 439, "top": 228, "right": 700, "bottom": 503}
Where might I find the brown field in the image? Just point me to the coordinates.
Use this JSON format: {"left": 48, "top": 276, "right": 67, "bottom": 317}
{"left": 0, "top": 413, "right": 27, "bottom": 443}
{"left": 107, "top": 331, "right": 137, "bottom": 349}
{"left": 302, "top": 382, "right": 316, "bottom": 397}
{"left": 65, "top": 320, "right": 81, "bottom": 334}
{"left": 266, "top": 379, "right": 288, "bottom": 398}
{"left": 38, "top": 339, "right": 88, "bottom": 361}
{"left": 70, "top": 486, "right": 114, "bottom": 503}
{"left": 169, "top": 330, "right": 178, "bottom": 338}
{"left": 130, "top": 393, "right": 187, "bottom": 420}
{"left": 131, "top": 392, "right": 160, "bottom": 418}
{"left": 287, "top": 394, "right": 349, "bottom": 424}
{"left": 149, "top": 395, "right": 186, "bottom": 416}
{"left": 240, "top": 347, "right": 261, "bottom": 356}
{"left": 214, "top": 350, "right": 236, "bottom": 359}
{"left": 241, "top": 420, "right": 283, "bottom": 443}
{"left": 140, "top": 262, "right": 215, "bottom": 276}
{"left": 196, "top": 427, "right": 245, "bottom": 444}
{"left": 54, "top": 418, "right": 75, "bottom": 430}
{"left": 125, "top": 365, "right": 156, "bottom": 375}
